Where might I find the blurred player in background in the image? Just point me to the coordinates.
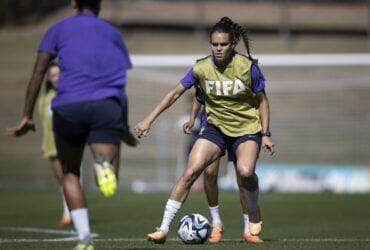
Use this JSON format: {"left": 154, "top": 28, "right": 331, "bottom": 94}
{"left": 38, "top": 62, "right": 71, "bottom": 227}
{"left": 183, "top": 95, "right": 263, "bottom": 244}
{"left": 7, "top": 0, "right": 133, "bottom": 249}
{"left": 135, "top": 17, "right": 275, "bottom": 244}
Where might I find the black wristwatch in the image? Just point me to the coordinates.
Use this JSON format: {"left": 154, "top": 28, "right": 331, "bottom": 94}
{"left": 261, "top": 131, "right": 271, "bottom": 137}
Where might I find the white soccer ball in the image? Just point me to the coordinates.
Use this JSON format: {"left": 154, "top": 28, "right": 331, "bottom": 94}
{"left": 177, "top": 213, "right": 211, "bottom": 244}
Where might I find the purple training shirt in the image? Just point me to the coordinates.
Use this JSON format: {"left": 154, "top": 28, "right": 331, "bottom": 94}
{"left": 181, "top": 64, "right": 266, "bottom": 126}
{"left": 38, "top": 13, "right": 132, "bottom": 108}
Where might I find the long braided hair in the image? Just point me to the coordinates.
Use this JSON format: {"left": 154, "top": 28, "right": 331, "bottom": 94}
{"left": 210, "top": 17, "right": 256, "bottom": 62}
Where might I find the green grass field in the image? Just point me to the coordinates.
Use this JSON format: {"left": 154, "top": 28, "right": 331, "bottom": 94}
{"left": 1, "top": 188, "right": 369, "bottom": 249}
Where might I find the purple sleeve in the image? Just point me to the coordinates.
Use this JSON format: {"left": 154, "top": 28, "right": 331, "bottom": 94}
{"left": 251, "top": 64, "right": 265, "bottom": 93}
{"left": 118, "top": 35, "right": 132, "bottom": 70}
{"left": 181, "top": 68, "right": 198, "bottom": 90}
{"left": 38, "top": 26, "right": 58, "bottom": 57}
{"left": 200, "top": 109, "right": 207, "bottom": 127}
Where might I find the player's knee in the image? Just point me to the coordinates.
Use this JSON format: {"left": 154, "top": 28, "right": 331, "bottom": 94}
{"left": 238, "top": 166, "right": 254, "bottom": 179}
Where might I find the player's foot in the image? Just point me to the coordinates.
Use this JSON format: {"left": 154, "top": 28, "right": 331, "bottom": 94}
{"left": 146, "top": 228, "right": 167, "bottom": 244}
{"left": 58, "top": 213, "right": 72, "bottom": 227}
{"left": 73, "top": 242, "right": 95, "bottom": 250}
{"left": 243, "top": 233, "right": 263, "bottom": 244}
{"left": 249, "top": 221, "right": 263, "bottom": 236}
{"left": 208, "top": 224, "right": 223, "bottom": 243}
{"left": 94, "top": 157, "right": 117, "bottom": 197}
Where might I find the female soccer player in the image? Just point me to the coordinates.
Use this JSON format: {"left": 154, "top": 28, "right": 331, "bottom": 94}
{"left": 135, "top": 17, "right": 275, "bottom": 244}
{"left": 7, "top": 1, "right": 132, "bottom": 249}
{"left": 183, "top": 96, "right": 263, "bottom": 244}
{"left": 38, "top": 63, "right": 72, "bottom": 226}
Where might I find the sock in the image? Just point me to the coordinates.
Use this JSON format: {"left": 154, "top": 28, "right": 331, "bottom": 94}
{"left": 247, "top": 189, "right": 259, "bottom": 211}
{"left": 243, "top": 214, "right": 250, "bottom": 235}
{"left": 209, "top": 205, "right": 222, "bottom": 227}
{"left": 70, "top": 208, "right": 91, "bottom": 245}
{"left": 159, "top": 199, "right": 182, "bottom": 233}
{"left": 62, "top": 195, "right": 70, "bottom": 216}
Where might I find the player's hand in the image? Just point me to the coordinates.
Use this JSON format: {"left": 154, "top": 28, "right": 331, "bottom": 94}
{"left": 6, "top": 117, "right": 35, "bottom": 137}
{"left": 122, "top": 130, "right": 139, "bottom": 147}
{"left": 183, "top": 119, "right": 195, "bottom": 134}
{"left": 134, "top": 119, "right": 151, "bottom": 138}
{"left": 262, "top": 136, "right": 275, "bottom": 156}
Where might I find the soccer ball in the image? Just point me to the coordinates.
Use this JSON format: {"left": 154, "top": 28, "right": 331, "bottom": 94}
{"left": 177, "top": 213, "right": 211, "bottom": 244}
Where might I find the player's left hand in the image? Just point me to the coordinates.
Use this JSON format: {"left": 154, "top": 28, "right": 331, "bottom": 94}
{"left": 6, "top": 116, "right": 36, "bottom": 137}
{"left": 134, "top": 120, "right": 151, "bottom": 138}
{"left": 262, "top": 136, "right": 275, "bottom": 156}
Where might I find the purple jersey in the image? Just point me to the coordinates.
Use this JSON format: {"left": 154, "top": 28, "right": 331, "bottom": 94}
{"left": 38, "top": 13, "right": 132, "bottom": 108}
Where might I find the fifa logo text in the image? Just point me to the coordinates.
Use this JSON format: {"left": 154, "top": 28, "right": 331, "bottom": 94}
{"left": 205, "top": 79, "right": 245, "bottom": 96}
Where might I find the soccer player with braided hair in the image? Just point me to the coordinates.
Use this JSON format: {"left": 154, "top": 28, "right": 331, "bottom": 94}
{"left": 135, "top": 16, "right": 275, "bottom": 244}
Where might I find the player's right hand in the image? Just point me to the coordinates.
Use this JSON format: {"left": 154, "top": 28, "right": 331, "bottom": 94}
{"left": 134, "top": 120, "right": 151, "bottom": 138}
{"left": 182, "top": 120, "right": 194, "bottom": 134}
{"left": 6, "top": 117, "right": 35, "bottom": 137}
{"left": 262, "top": 136, "right": 275, "bottom": 156}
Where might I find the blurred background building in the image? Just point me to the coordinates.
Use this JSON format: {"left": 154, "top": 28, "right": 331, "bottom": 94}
{"left": 0, "top": 0, "right": 369, "bottom": 193}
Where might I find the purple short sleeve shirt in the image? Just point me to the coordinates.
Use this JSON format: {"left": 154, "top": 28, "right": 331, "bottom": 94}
{"left": 38, "top": 13, "right": 132, "bottom": 108}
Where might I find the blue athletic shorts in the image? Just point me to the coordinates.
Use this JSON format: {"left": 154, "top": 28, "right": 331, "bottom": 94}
{"left": 52, "top": 98, "right": 126, "bottom": 148}
{"left": 197, "top": 123, "right": 262, "bottom": 162}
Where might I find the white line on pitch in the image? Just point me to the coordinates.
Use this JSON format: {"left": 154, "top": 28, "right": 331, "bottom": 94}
{"left": 0, "top": 237, "right": 77, "bottom": 243}
{"left": 1, "top": 237, "right": 370, "bottom": 244}
{"left": 94, "top": 238, "right": 370, "bottom": 243}
{"left": 0, "top": 227, "right": 76, "bottom": 236}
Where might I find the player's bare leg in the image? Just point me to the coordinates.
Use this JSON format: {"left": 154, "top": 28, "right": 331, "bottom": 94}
{"left": 147, "top": 139, "right": 222, "bottom": 244}
{"left": 203, "top": 159, "right": 224, "bottom": 243}
{"left": 56, "top": 136, "right": 92, "bottom": 246}
{"left": 52, "top": 159, "right": 72, "bottom": 226}
{"left": 235, "top": 141, "right": 263, "bottom": 243}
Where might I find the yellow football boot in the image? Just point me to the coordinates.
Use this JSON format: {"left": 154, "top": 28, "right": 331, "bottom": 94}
{"left": 73, "top": 243, "right": 95, "bottom": 250}
{"left": 94, "top": 157, "right": 117, "bottom": 197}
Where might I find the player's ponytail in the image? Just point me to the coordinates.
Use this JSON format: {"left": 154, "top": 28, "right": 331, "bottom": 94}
{"left": 211, "top": 17, "right": 256, "bottom": 63}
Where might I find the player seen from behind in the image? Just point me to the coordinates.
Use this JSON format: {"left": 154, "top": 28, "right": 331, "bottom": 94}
{"left": 7, "top": 0, "right": 133, "bottom": 249}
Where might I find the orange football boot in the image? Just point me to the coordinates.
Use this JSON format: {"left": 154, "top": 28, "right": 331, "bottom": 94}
{"left": 146, "top": 228, "right": 167, "bottom": 244}
{"left": 208, "top": 224, "right": 223, "bottom": 243}
{"left": 243, "top": 234, "right": 263, "bottom": 244}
